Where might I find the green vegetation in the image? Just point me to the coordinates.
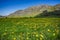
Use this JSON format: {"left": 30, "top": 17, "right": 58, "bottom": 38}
{"left": 0, "top": 18, "right": 60, "bottom": 40}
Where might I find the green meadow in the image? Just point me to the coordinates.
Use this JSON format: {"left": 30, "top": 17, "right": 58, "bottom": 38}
{"left": 0, "top": 18, "right": 60, "bottom": 40}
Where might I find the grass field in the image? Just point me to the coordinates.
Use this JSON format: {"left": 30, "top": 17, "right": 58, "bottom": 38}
{"left": 0, "top": 18, "right": 60, "bottom": 40}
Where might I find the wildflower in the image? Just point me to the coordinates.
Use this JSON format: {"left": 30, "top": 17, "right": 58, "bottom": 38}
{"left": 40, "top": 34, "right": 44, "bottom": 38}
{"left": 47, "top": 29, "right": 51, "bottom": 32}
{"left": 40, "top": 37, "right": 43, "bottom": 40}
{"left": 36, "top": 34, "right": 39, "bottom": 37}
{"left": 33, "top": 34, "right": 35, "bottom": 36}
{"left": 24, "top": 24, "right": 27, "bottom": 25}
{"left": 13, "top": 37, "right": 16, "bottom": 40}
{"left": 12, "top": 32, "right": 14, "bottom": 34}
{"left": 56, "top": 30, "right": 59, "bottom": 34}
{"left": 5, "top": 29, "right": 7, "bottom": 31}
{"left": 56, "top": 25, "right": 57, "bottom": 26}
{"left": 3, "top": 32, "right": 7, "bottom": 35}
{"left": 27, "top": 32, "right": 30, "bottom": 34}
{"left": 53, "top": 33, "right": 55, "bottom": 36}
{"left": 19, "top": 35, "right": 21, "bottom": 37}
{"left": 36, "top": 39, "right": 39, "bottom": 40}
{"left": 26, "top": 37, "right": 29, "bottom": 40}
{"left": 34, "top": 28, "right": 36, "bottom": 30}
{"left": 17, "top": 22, "right": 20, "bottom": 24}
{"left": 33, "top": 32, "right": 36, "bottom": 34}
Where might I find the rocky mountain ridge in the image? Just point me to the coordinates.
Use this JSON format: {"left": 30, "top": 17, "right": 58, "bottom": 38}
{"left": 6, "top": 4, "right": 60, "bottom": 18}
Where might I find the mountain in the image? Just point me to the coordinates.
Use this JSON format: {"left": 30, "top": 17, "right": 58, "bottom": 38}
{"left": 54, "top": 4, "right": 60, "bottom": 10}
{"left": 0, "top": 15, "right": 6, "bottom": 18}
{"left": 35, "top": 10, "right": 60, "bottom": 18}
{"left": 0, "top": 15, "right": 3, "bottom": 18}
{"left": 7, "top": 4, "right": 60, "bottom": 18}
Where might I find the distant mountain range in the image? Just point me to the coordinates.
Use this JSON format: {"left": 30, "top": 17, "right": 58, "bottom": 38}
{"left": 1, "top": 4, "right": 60, "bottom": 18}
{"left": 0, "top": 15, "right": 4, "bottom": 18}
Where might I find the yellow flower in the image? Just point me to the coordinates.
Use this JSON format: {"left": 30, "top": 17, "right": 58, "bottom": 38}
{"left": 13, "top": 38, "right": 16, "bottom": 40}
{"left": 45, "top": 23, "right": 48, "bottom": 27}
{"left": 17, "top": 22, "right": 20, "bottom": 24}
{"left": 5, "top": 29, "right": 7, "bottom": 31}
{"left": 36, "top": 34, "right": 39, "bottom": 37}
{"left": 12, "top": 32, "right": 14, "bottom": 34}
{"left": 56, "top": 25, "right": 57, "bottom": 26}
{"left": 19, "top": 35, "right": 21, "bottom": 37}
{"left": 34, "top": 28, "right": 36, "bottom": 30}
{"left": 40, "top": 34, "right": 44, "bottom": 38}
{"left": 47, "top": 29, "right": 51, "bottom": 32}
{"left": 56, "top": 30, "right": 59, "bottom": 34}
{"left": 3, "top": 32, "right": 7, "bottom": 35}
{"left": 36, "top": 39, "right": 39, "bottom": 40}
{"left": 24, "top": 24, "right": 27, "bottom": 25}
{"left": 33, "top": 32, "right": 38, "bottom": 34}
{"left": 33, "top": 34, "right": 35, "bottom": 36}
{"left": 26, "top": 37, "right": 29, "bottom": 40}
{"left": 53, "top": 33, "right": 55, "bottom": 36}
{"left": 27, "top": 32, "right": 30, "bottom": 34}
{"left": 33, "top": 32, "right": 36, "bottom": 34}
{"left": 40, "top": 37, "right": 43, "bottom": 40}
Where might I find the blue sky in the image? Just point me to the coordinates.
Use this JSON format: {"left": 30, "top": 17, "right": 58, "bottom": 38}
{"left": 0, "top": 0, "right": 60, "bottom": 16}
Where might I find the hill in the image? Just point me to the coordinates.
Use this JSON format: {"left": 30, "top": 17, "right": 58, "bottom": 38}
{"left": 7, "top": 4, "right": 60, "bottom": 18}
{"left": 35, "top": 10, "right": 60, "bottom": 18}
{"left": 0, "top": 15, "right": 4, "bottom": 18}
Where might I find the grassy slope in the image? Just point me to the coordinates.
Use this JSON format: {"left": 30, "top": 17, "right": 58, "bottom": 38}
{"left": 0, "top": 18, "right": 60, "bottom": 40}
